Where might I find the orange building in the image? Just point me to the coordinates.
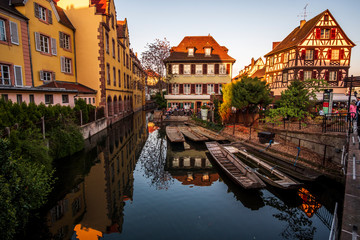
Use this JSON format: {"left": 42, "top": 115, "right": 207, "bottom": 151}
{"left": 233, "top": 57, "right": 265, "bottom": 81}
{"left": 264, "top": 9, "right": 355, "bottom": 97}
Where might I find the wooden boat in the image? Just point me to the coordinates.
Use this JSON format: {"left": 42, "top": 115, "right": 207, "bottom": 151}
{"left": 191, "top": 126, "right": 226, "bottom": 141}
{"left": 205, "top": 142, "right": 265, "bottom": 189}
{"left": 166, "top": 126, "right": 185, "bottom": 143}
{"left": 233, "top": 147, "right": 303, "bottom": 189}
{"left": 178, "top": 125, "right": 208, "bottom": 141}
{"left": 232, "top": 142, "right": 321, "bottom": 181}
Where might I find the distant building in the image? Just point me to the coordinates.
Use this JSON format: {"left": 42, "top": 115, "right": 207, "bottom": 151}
{"left": 164, "top": 35, "right": 235, "bottom": 111}
{"left": 264, "top": 9, "right": 355, "bottom": 97}
{"left": 233, "top": 57, "right": 265, "bottom": 81}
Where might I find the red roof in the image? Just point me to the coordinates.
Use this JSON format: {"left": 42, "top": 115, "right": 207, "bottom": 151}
{"left": 55, "top": 5, "right": 75, "bottom": 30}
{"left": 165, "top": 36, "right": 235, "bottom": 63}
{"left": 265, "top": 9, "right": 355, "bottom": 57}
{"left": 39, "top": 81, "right": 96, "bottom": 94}
{"left": 145, "top": 69, "right": 160, "bottom": 78}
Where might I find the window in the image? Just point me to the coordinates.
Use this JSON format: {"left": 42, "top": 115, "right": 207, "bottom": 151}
{"left": 269, "top": 57, "right": 274, "bottom": 66}
{"left": 0, "top": 65, "right": 10, "bottom": 85}
{"left": 321, "top": 29, "right": 330, "bottom": 39}
{"left": 184, "top": 65, "right": 190, "bottom": 75}
{"left": 172, "top": 65, "right": 179, "bottom": 75}
{"left": 62, "top": 94, "right": 69, "bottom": 103}
{"left": 219, "top": 84, "right": 222, "bottom": 94}
{"left": 118, "top": 70, "right": 121, "bottom": 87}
{"left": 208, "top": 65, "right": 214, "bottom": 75}
{"left": 329, "top": 71, "right": 337, "bottom": 81}
{"left": 59, "top": 32, "right": 70, "bottom": 50}
{"left": 117, "top": 44, "right": 120, "bottom": 62}
{"left": 331, "top": 49, "right": 339, "bottom": 60}
{"left": 172, "top": 84, "right": 179, "bottom": 94}
{"left": 195, "top": 84, "right": 202, "bottom": 94}
{"left": 61, "top": 57, "right": 72, "bottom": 74}
{"left": 304, "top": 71, "right": 312, "bottom": 80}
{"left": 16, "top": 94, "right": 22, "bottom": 104}
{"left": 282, "top": 73, "right": 288, "bottom": 83}
{"left": 34, "top": 3, "right": 52, "bottom": 24}
{"left": 29, "top": 94, "right": 34, "bottom": 103}
{"left": 45, "top": 94, "right": 53, "bottom": 104}
{"left": 106, "top": 64, "right": 110, "bottom": 85}
{"left": 207, "top": 84, "right": 214, "bottom": 94}
{"left": 14, "top": 65, "right": 22, "bottom": 86}
{"left": 105, "top": 33, "right": 109, "bottom": 54}
{"left": 205, "top": 48, "right": 211, "bottom": 56}
{"left": 40, "top": 71, "right": 53, "bottom": 81}
{"left": 112, "top": 38, "right": 115, "bottom": 58}
{"left": 305, "top": 50, "right": 314, "bottom": 60}
{"left": 113, "top": 67, "right": 116, "bottom": 86}
{"left": 196, "top": 65, "right": 202, "bottom": 75}
{"left": 0, "top": 19, "right": 6, "bottom": 41}
{"left": 184, "top": 84, "right": 190, "bottom": 94}
{"left": 39, "top": 5, "right": 47, "bottom": 21}
{"left": 283, "top": 53, "right": 288, "bottom": 62}
{"left": 93, "top": 98, "right": 95, "bottom": 104}
{"left": 219, "top": 64, "right": 226, "bottom": 74}
{"left": 40, "top": 34, "right": 50, "bottom": 53}
{"left": 188, "top": 48, "right": 194, "bottom": 56}
{"left": 1, "top": 94, "right": 8, "bottom": 101}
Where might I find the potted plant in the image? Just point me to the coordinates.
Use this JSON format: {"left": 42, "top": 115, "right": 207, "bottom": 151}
{"left": 201, "top": 104, "right": 209, "bottom": 120}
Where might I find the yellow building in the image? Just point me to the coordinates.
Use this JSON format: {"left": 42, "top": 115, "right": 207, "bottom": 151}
{"left": 57, "top": 0, "right": 145, "bottom": 119}
{"left": 164, "top": 35, "right": 236, "bottom": 111}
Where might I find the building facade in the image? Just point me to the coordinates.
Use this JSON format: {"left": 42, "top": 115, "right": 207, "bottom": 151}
{"left": 164, "top": 36, "right": 235, "bottom": 111}
{"left": 264, "top": 9, "right": 355, "bottom": 97}
{"left": 233, "top": 57, "right": 265, "bottom": 81}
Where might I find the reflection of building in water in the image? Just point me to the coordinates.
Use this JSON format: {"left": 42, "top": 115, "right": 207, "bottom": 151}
{"left": 166, "top": 151, "right": 219, "bottom": 187}
{"left": 298, "top": 188, "right": 322, "bottom": 218}
{"left": 46, "top": 111, "right": 148, "bottom": 239}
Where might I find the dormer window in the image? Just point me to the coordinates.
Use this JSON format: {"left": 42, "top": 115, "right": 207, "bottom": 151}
{"left": 205, "top": 48, "right": 211, "bottom": 57}
{"left": 188, "top": 48, "right": 194, "bottom": 57}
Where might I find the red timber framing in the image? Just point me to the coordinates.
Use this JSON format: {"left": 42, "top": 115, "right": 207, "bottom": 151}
{"left": 264, "top": 9, "right": 355, "bottom": 94}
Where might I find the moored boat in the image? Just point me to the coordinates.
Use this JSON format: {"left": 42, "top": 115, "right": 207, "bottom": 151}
{"left": 166, "top": 126, "right": 185, "bottom": 143}
{"left": 178, "top": 125, "right": 208, "bottom": 141}
{"left": 205, "top": 142, "right": 265, "bottom": 189}
{"left": 191, "top": 126, "right": 226, "bottom": 141}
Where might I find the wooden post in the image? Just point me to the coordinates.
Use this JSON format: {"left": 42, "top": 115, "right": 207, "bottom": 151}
{"left": 41, "top": 116, "right": 45, "bottom": 139}
{"left": 80, "top": 110, "right": 83, "bottom": 126}
{"left": 5, "top": 127, "right": 10, "bottom": 137}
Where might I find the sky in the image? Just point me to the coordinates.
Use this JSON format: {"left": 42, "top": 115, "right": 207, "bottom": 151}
{"left": 114, "top": 0, "right": 360, "bottom": 77}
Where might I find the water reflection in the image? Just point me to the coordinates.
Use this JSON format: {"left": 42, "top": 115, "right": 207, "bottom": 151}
{"left": 44, "top": 111, "right": 148, "bottom": 240}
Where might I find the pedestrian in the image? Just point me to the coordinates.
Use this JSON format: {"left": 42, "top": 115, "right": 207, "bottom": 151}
{"left": 350, "top": 101, "right": 356, "bottom": 120}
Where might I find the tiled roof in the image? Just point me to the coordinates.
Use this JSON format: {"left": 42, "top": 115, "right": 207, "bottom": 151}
{"left": 164, "top": 36, "right": 235, "bottom": 63}
{"left": 54, "top": 5, "right": 75, "bottom": 30}
{"left": 265, "top": 9, "right": 356, "bottom": 57}
{"left": 264, "top": 10, "right": 326, "bottom": 57}
{"left": 251, "top": 68, "right": 265, "bottom": 79}
{"left": 39, "top": 81, "right": 97, "bottom": 94}
{"left": 0, "top": 0, "right": 28, "bottom": 19}
{"left": 145, "top": 69, "right": 160, "bottom": 78}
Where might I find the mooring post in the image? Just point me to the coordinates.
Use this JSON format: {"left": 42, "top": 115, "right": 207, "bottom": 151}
{"left": 41, "top": 116, "right": 45, "bottom": 139}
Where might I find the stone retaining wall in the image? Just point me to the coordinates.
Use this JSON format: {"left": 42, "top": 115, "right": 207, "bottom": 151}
{"left": 80, "top": 117, "right": 107, "bottom": 139}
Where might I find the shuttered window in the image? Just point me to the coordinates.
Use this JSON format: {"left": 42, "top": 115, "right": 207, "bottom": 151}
{"left": 315, "top": 28, "right": 321, "bottom": 39}
{"left": 0, "top": 19, "right": 6, "bottom": 42}
{"left": 14, "top": 66, "right": 22, "bottom": 86}
{"left": 203, "top": 64, "right": 207, "bottom": 75}
{"left": 202, "top": 84, "right": 207, "bottom": 94}
{"left": 51, "top": 38, "right": 57, "bottom": 55}
{"left": 61, "top": 57, "right": 72, "bottom": 74}
{"left": 59, "top": 32, "right": 71, "bottom": 50}
{"left": 330, "top": 28, "right": 336, "bottom": 39}
{"left": 0, "top": 65, "right": 10, "bottom": 85}
{"left": 10, "top": 21, "right": 19, "bottom": 45}
{"left": 226, "top": 64, "right": 230, "bottom": 74}
{"left": 191, "top": 64, "right": 195, "bottom": 74}
{"left": 191, "top": 84, "right": 195, "bottom": 94}
{"left": 34, "top": 3, "right": 52, "bottom": 24}
{"left": 214, "top": 64, "right": 219, "bottom": 74}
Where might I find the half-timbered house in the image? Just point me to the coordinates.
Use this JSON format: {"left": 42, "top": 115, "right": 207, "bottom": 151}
{"left": 264, "top": 9, "right": 355, "bottom": 96}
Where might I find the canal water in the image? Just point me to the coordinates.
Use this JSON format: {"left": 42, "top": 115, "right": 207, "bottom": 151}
{"left": 25, "top": 111, "right": 344, "bottom": 240}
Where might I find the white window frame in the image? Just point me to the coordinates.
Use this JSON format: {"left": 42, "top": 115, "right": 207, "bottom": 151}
{"left": 207, "top": 84, "right": 214, "bottom": 94}
{"left": 208, "top": 64, "right": 214, "bottom": 75}
{"left": 62, "top": 94, "right": 69, "bottom": 103}
{"left": 61, "top": 57, "right": 72, "bottom": 74}
{"left": 304, "top": 71, "right": 312, "bottom": 80}
{"left": 0, "top": 64, "right": 11, "bottom": 85}
{"left": 13, "top": 65, "right": 22, "bottom": 86}
{"left": 219, "top": 64, "right": 226, "bottom": 75}
{"left": 196, "top": 65, "right": 202, "bottom": 75}
{"left": 331, "top": 49, "right": 339, "bottom": 60}
{"left": 195, "top": 84, "right": 202, "bottom": 94}
{"left": 172, "top": 64, "right": 179, "bottom": 75}
{"left": 329, "top": 71, "right": 337, "bottom": 81}
{"left": 63, "top": 33, "right": 70, "bottom": 50}
{"left": 321, "top": 29, "right": 330, "bottom": 39}
{"left": 172, "top": 84, "right": 179, "bottom": 94}
{"left": 42, "top": 71, "right": 52, "bottom": 81}
{"left": 305, "top": 50, "right": 314, "bottom": 60}
{"left": 40, "top": 34, "right": 50, "bottom": 53}
{"left": 205, "top": 48, "right": 211, "bottom": 57}
{"left": 184, "top": 64, "right": 191, "bottom": 75}
{"left": 45, "top": 94, "right": 53, "bottom": 104}
{"left": 184, "top": 84, "right": 190, "bottom": 94}
{"left": 39, "top": 5, "right": 47, "bottom": 22}
{"left": 188, "top": 48, "right": 194, "bottom": 57}
{"left": 0, "top": 19, "right": 6, "bottom": 41}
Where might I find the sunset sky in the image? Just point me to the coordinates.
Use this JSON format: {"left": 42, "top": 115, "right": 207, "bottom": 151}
{"left": 115, "top": 0, "right": 360, "bottom": 77}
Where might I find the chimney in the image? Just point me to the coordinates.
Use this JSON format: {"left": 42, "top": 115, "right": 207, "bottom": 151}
{"left": 272, "top": 42, "right": 281, "bottom": 50}
{"left": 300, "top": 20, "right": 306, "bottom": 29}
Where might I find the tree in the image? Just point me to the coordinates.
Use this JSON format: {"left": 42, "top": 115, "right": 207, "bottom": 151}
{"left": 267, "top": 79, "right": 328, "bottom": 122}
{"left": 0, "top": 138, "right": 54, "bottom": 240}
{"left": 220, "top": 76, "right": 272, "bottom": 126}
{"left": 141, "top": 38, "right": 171, "bottom": 96}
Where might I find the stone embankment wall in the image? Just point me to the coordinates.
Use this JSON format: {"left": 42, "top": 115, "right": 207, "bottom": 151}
{"left": 80, "top": 117, "right": 107, "bottom": 140}
{"left": 270, "top": 128, "right": 346, "bottom": 164}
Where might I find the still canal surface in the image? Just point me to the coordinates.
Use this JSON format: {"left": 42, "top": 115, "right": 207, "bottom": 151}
{"left": 26, "top": 111, "right": 344, "bottom": 240}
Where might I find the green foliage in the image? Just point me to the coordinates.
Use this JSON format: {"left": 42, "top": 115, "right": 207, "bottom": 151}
{"left": 213, "top": 98, "right": 222, "bottom": 123}
{"left": 201, "top": 104, "right": 210, "bottom": 109}
{"left": 74, "top": 98, "right": 95, "bottom": 124}
{"left": 0, "top": 138, "right": 54, "bottom": 240}
{"left": 191, "top": 115, "right": 223, "bottom": 132}
{"left": 154, "top": 91, "right": 167, "bottom": 109}
{"left": 267, "top": 79, "right": 328, "bottom": 123}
